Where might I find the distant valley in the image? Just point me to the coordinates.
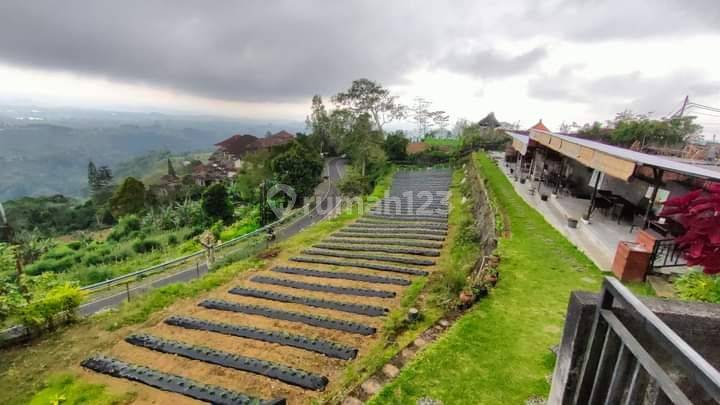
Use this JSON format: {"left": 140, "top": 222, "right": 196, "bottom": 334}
{"left": 0, "top": 105, "right": 302, "bottom": 201}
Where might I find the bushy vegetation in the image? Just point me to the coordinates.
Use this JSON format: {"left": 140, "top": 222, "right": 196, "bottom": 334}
{"left": 675, "top": 271, "right": 720, "bottom": 303}
{"left": 1, "top": 248, "right": 85, "bottom": 330}
{"left": 29, "top": 373, "right": 133, "bottom": 405}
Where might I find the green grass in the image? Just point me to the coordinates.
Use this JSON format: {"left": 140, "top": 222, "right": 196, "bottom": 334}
{"left": 29, "top": 373, "right": 134, "bottom": 405}
{"left": 370, "top": 152, "right": 606, "bottom": 404}
{"left": 423, "top": 138, "right": 460, "bottom": 148}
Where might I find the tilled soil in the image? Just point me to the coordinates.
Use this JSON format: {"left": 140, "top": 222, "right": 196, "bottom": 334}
{"left": 82, "top": 168, "right": 453, "bottom": 404}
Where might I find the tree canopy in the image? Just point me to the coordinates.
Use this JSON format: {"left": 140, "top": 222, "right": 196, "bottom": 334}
{"left": 384, "top": 131, "right": 409, "bottom": 162}
{"left": 109, "top": 177, "right": 146, "bottom": 219}
{"left": 332, "top": 78, "right": 405, "bottom": 133}
{"left": 271, "top": 142, "right": 324, "bottom": 201}
{"left": 201, "top": 183, "right": 234, "bottom": 224}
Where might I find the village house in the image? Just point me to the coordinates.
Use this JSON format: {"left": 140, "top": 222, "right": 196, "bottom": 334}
{"left": 192, "top": 130, "right": 295, "bottom": 186}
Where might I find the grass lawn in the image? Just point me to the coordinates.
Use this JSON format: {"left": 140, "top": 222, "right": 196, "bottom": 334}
{"left": 370, "top": 152, "right": 607, "bottom": 404}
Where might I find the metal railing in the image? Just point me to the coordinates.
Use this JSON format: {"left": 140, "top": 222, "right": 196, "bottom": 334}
{"left": 649, "top": 237, "right": 687, "bottom": 272}
{"left": 572, "top": 277, "right": 720, "bottom": 404}
{"left": 79, "top": 208, "right": 303, "bottom": 293}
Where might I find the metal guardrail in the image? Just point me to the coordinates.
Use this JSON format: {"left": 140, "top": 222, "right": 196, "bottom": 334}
{"left": 79, "top": 156, "right": 342, "bottom": 294}
{"left": 79, "top": 209, "right": 301, "bottom": 293}
{"left": 572, "top": 277, "right": 720, "bottom": 404}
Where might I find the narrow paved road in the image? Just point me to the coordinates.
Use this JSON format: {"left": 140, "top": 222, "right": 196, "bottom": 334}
{"left": 78, "top": 158, "right": 346, "bottom": 316}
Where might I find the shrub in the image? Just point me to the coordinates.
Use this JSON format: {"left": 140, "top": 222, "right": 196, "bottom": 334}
{"left": 338, "top": 171, "right": 372, "bottom": 196}
{"left": 13, "top": 278, "right": 86, "bottom": 331}
{"left": 80, "top": 268, "right": 115, "bottom": 285}
{"left": 178, "top": 240, "right": 200, "bottom": 254}
{"left": 107, "top": 214, "right": 142, "bottom": 241}
{"left": 66, "top": 241, "right": 82, "bottom": 250}
{"left": 43, "top": 245, "right": 80, "bottom": 261}
{"left": 25, "top": 256, "right": 77, "bottom": 275}
{"left": 132, "top": 239, "right": 162, "bottom": 254}
{"left": 167, "top": 234, "right": 179, "bottom": 245}
{"left": 675, "top": 272, "right": 720, "bottom": 303}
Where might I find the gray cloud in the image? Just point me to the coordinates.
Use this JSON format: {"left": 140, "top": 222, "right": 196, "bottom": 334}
{"left": 529, "top": 68, "right": 720, "bottom": 116}
{"left": 438, "top": 47, "right": 547, "bottom": 78}
{"left": 515, "top": 0, "right": 720, "bottom": 41}
{"left": 0, "top": 0, "right": 717, "bottom": 104}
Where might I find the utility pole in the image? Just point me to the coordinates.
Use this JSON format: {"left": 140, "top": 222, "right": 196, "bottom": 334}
{"left": 678, "top": 95, "right": 689, "bottom": 117}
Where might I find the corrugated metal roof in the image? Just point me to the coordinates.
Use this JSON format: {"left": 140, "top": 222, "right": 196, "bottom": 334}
{"left": 535, "top": 130, "right": 720, "bottom": 181}
{"left": 507, "top": 131, "right": 530, "bottom": 145}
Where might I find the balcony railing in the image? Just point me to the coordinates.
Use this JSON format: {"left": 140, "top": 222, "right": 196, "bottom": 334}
{"left": 570, "top": 277, "right": 720, "bottom": 404}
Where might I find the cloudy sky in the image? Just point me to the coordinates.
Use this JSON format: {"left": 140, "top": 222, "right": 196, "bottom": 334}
{"left": 1, "top": 0, "right": 719, "bottom": 134}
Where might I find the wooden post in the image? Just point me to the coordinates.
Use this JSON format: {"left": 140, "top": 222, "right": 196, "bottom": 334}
{"left": 643, "top": 168, "right": 664, "bottom": 229}
{"left": 125, "top": 282, "right": 131, "bottom": 302}
{"left": 196, "top": 262, "right": 200, "bottom": 278}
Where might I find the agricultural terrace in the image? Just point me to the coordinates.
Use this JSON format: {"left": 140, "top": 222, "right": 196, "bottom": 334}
{"left": 2, "top": 167, "right": 479, "bottom": 405}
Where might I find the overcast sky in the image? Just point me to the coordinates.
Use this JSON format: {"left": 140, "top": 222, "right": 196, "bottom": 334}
{"left": 1, "top": 0, "right": 719, "bottom": 134}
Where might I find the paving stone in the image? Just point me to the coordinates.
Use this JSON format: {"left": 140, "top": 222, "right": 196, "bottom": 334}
{"left": 413, "top": 337, "right": 428, "bottom": 348}
{"left": 401, "top": 348, "right": 416, "bottom": 360}
{"left": 342, "top": 397, "right": 363, "bottom": 405}
{"left": 647, "top": 275, "right": 676, "bottom": 298}
{"left": 382, "top": 364, "right": 400, "bottom": 379}
{"left": 361, "top": 378, "right": 383, "bottom": 396}
{"left": 439, "top": 319, "right": 450, "bottom": 327}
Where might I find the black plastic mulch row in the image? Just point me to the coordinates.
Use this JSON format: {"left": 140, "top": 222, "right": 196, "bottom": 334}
{"left": 313, "top": 243, "right": 440, "bottom": 257}
{"left": 366, "top": 214, "right": 448, "bottom": 223}
{"left": 165, "top": 315, "right": 357, "bottom": 360}
{"left": 324, "top": 237, "right": 443, "bottom": 250}
{"left": 125, "top": 334, "right": 329, "bottom": 391}
{"left": 250, "top": 275, "right": 396, "bottom": 298}
{"left": 333, "top": 232, "right": 445, "bottom": 241}
{"left": 344, "top": 226, "right": 448, "bottom": 236}
{"left": 302, "top": 248, "right": 435, "bottom": 266}
{"left": 369, "top": 210, "right": 448, "bottom": 218}
{"left": 290, "top": 256, "right": 429, "bottom": 276}
{"left": 355, "top": 219, "right": 448, "bottom": 230}
{"left": 199, "top": 299, "right": 377, "bottom": 336}
{"left": 229, "top": 287, "right": 389, "bottom": 317}
{"left": 272, "top": 266, "right": 411, "bottom": 286}
{"left": 81, "top": 355, "right": 285, "bottom": 404}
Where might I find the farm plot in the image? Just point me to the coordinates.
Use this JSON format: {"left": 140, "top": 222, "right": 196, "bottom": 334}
{"left": 80, "top": 168, "right": 452, "bottom": 404}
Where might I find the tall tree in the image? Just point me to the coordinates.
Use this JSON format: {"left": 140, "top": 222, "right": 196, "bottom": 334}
{"left": 305, "top": 95, "right": 335, "bottom": 155}
{"left": 202, "top": 183, "right": 234, "bottom": 224}
{"left": 109, "top": 177, "right": 146, "bottom": 219}
{"left": 87, "top": 161, "right": 98, "bottom": 191}
{"left": 332, "top": 78, "right": 405, "bottom": 134}
{"left": 384, "top": 131, "right": 409, "bottom": 162}
{"left": 343, "top": 113, "right": 385, "bottom": 176}
{"left": 271, "top": 142, "right": 324, "bottom": 201}
{"left": 167, "top": 158, "right": 177, "bottom": 177}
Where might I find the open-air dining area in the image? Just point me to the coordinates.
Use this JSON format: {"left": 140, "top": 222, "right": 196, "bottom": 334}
{"left": 498, "top": 125, "right": 720, "bottom": 282}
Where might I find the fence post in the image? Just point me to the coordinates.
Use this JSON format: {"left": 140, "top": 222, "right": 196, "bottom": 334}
{"left": 196, "top": 262, "right": 200, "bottom": 278}
{"left": 125, "top": 282, "right": 131, "bottom": 302}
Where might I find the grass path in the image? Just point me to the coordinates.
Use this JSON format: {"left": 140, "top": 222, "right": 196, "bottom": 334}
{"left": 370, "top": 153, "right": 606, "bottom": 404}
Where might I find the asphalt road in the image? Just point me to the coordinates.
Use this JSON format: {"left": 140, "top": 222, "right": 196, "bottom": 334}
{"left": 78, "top": 158, "right": 346, "bottom": 317}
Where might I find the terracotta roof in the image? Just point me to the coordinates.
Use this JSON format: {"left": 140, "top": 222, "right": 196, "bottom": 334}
{"left": 530, "top": 120, "right": 549, "bottom": 132}
{"left": 407, "top": 142, "right": 429, "bottom": 155}
{"left": 255, "top": 130, "right": 295, "bottom": 148}
{"left": 214, "top": 134, "right": 258, "bottom": 157}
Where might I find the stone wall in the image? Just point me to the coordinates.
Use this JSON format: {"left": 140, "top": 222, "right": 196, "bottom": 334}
{"left": 465, "top": 156, "right": 499, "bottom": 256}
